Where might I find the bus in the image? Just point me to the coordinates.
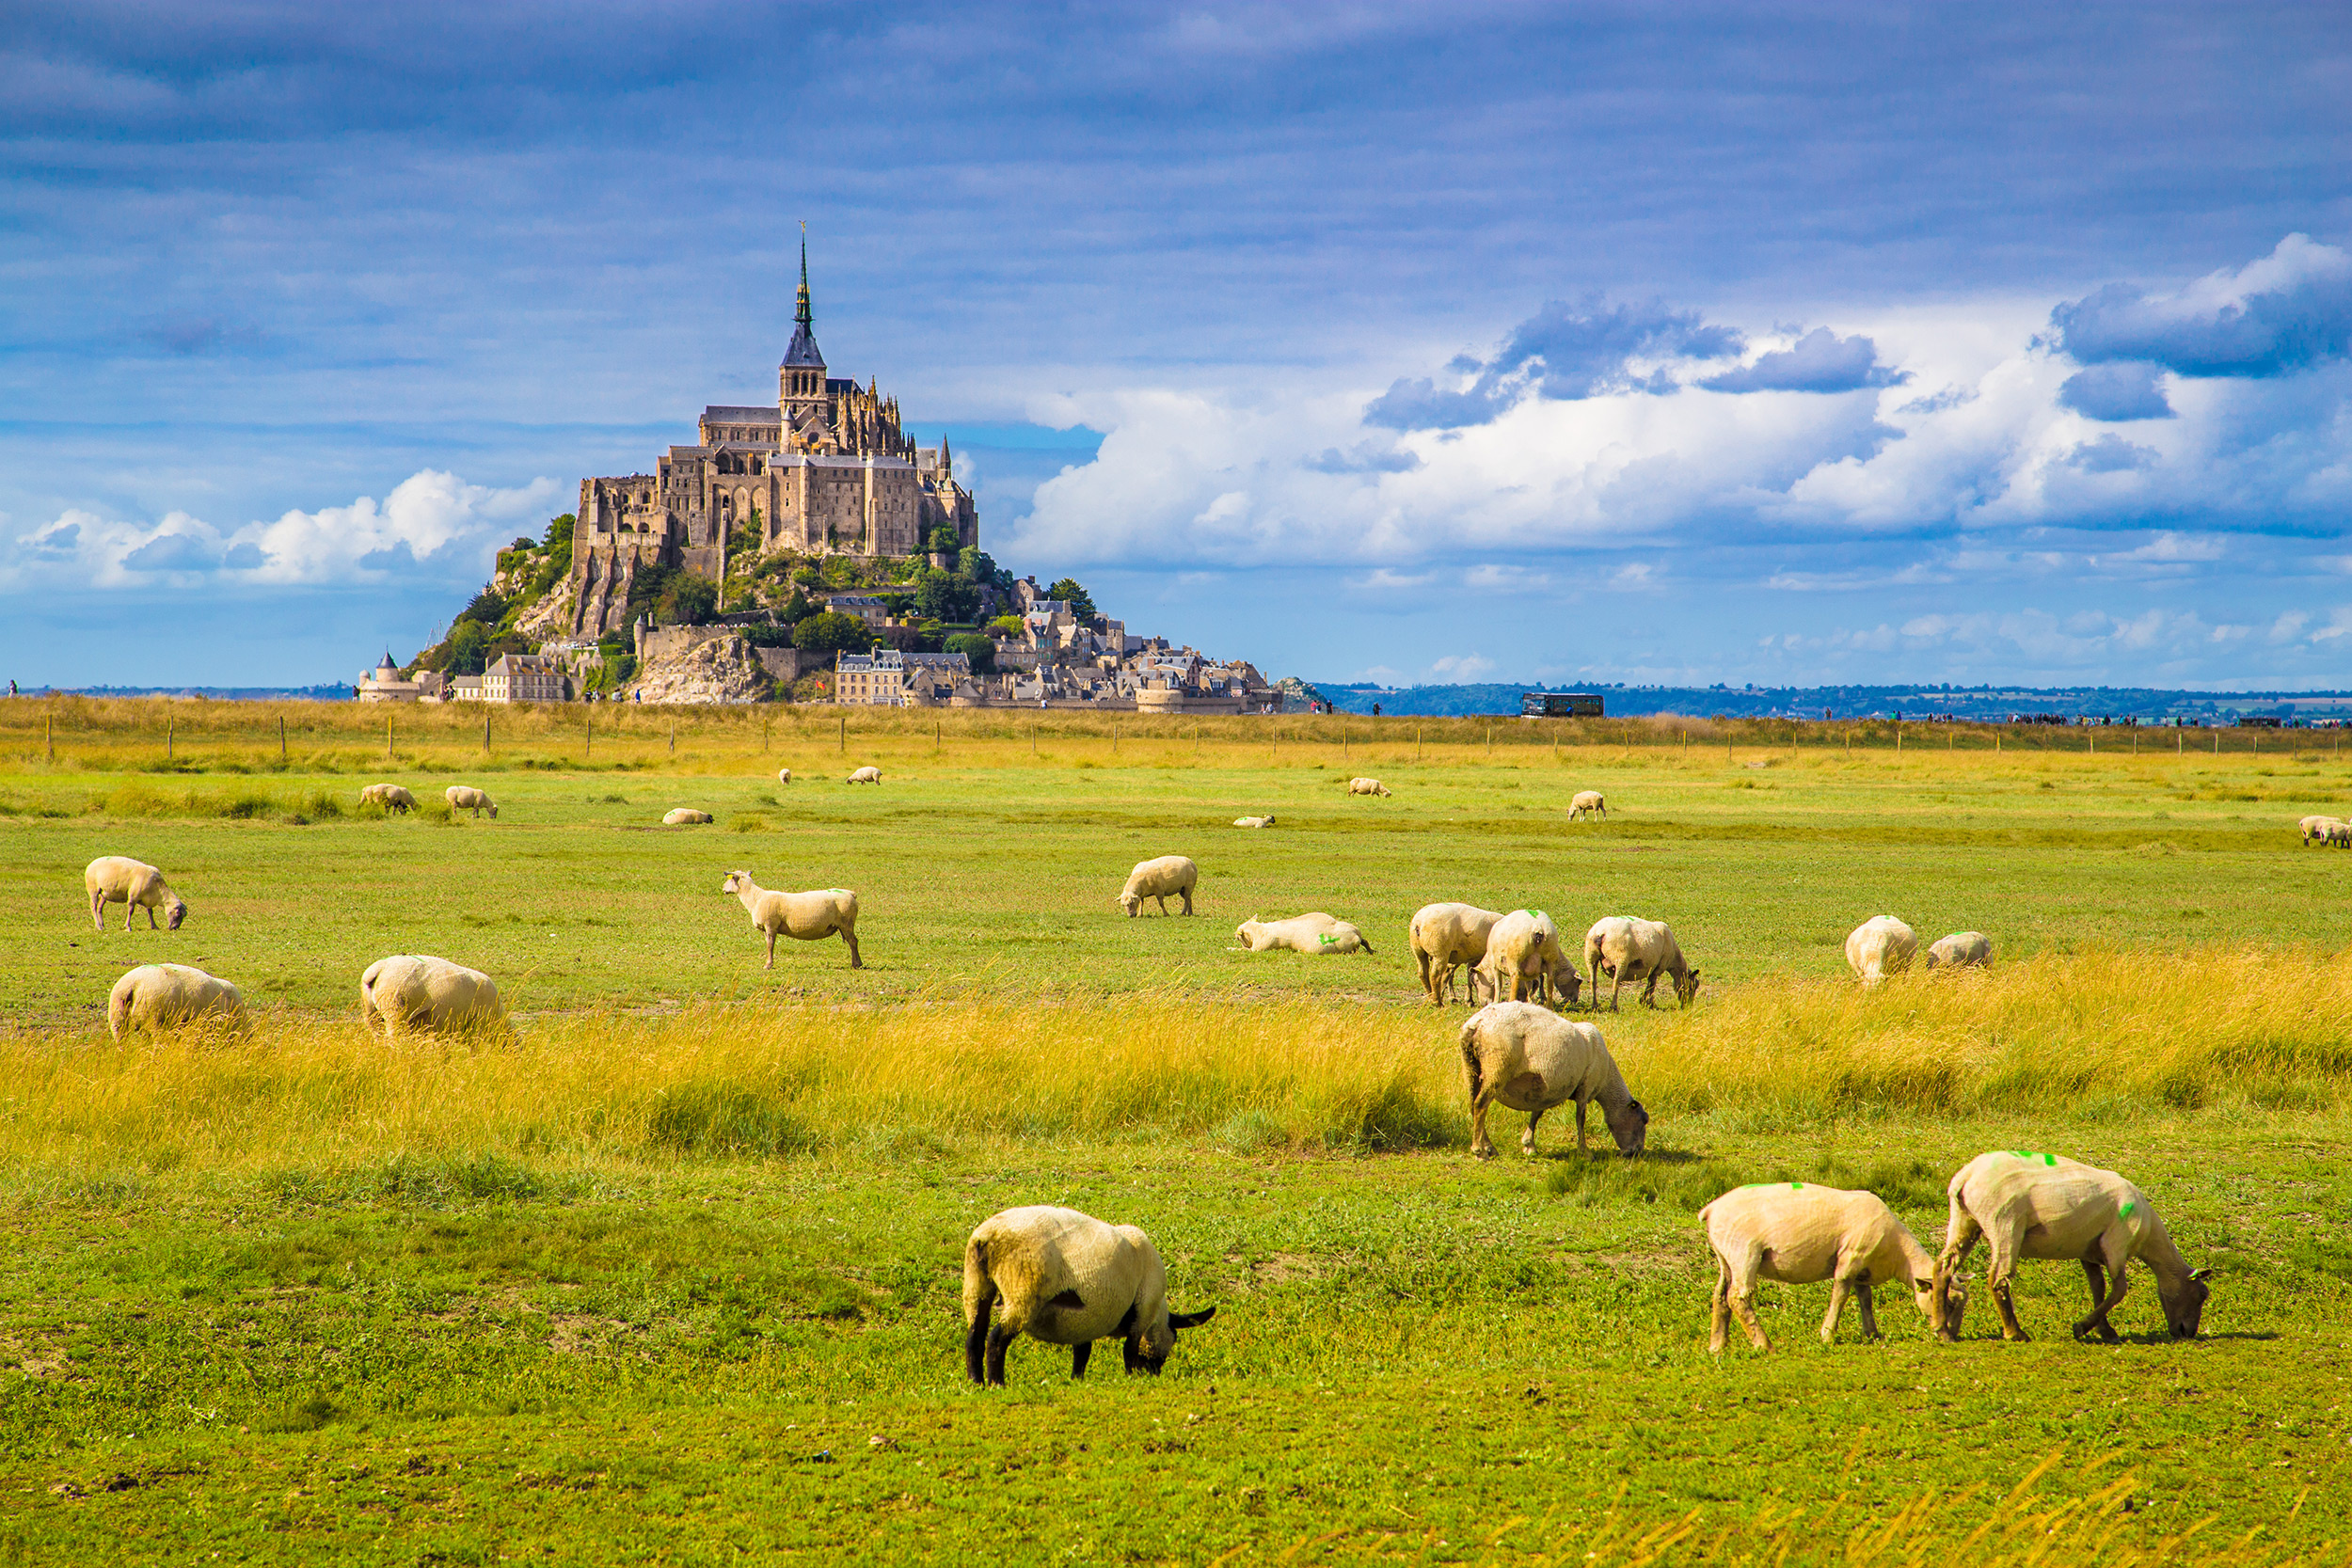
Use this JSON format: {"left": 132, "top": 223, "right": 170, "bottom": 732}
{"left": 1520, "top": 692, "right": 1604, "bottom": 719}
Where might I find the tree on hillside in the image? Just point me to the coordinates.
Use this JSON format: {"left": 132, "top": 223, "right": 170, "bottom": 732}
{"left": 661, "top": 577, "right": 719, "bottom": 626}
{"left": 792, "top": 611, "right": 877, "bottom": 655}
{"left": 914, "top": 567, "right": 978, "bottom": 624}
{"left": 1047, "top": 578, "right": 1096, "bottom": 620}
{"left": 459, "top": 589, "right": 508, "bottom": 626}
{"left": 944, "top": 632, "right": 995, "bottom": 673}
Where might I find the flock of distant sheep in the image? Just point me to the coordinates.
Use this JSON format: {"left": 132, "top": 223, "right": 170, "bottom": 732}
{"left": 72, "top": 768, "right": 2217, "bottom": 1379}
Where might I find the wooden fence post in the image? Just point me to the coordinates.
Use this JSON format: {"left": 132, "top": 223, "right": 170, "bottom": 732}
{"left": 279, "top": 714, "right": 287, "bottom": 762}
{"left": 387, "top": 717, "right": 393, "bottom": 760}
{"left": 484, "top": 714, "right": 491, "bottom": 756}
{"left": 167, "top": 719, "right": 174, "bottom": 760}
{"left": 47, "top": 713, "right": 54, "bottom": 761}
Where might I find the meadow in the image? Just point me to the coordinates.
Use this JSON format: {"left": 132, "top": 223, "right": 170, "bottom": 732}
{"left": 3, "top": 698, "right": 2351, "bottom": 1564}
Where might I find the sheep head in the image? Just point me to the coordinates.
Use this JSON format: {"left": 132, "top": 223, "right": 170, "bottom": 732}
{"left": 722, "top": 871, "right": 750, "bottom": 895}
{"left": 1923, "top": 1262, "right": 1969, "bottom": 1341}
{"left": 2163, "top": 1268, "right": 2212, "bottom": 1339}
{"left": 1605, "top": 1098, "right": 1649, "bottom": 1156}
{"left": 1119, "top": 892, "right": 1141, "bottom": 917}
{"left": 1123, "top": 1306, "right": 1216, "bottom": 1375}
{"left": 1675, "top": 967, "right": 1702, "bottom": 1006}
{"left": 166, "top": 895, "right": 188, "bottom": 930}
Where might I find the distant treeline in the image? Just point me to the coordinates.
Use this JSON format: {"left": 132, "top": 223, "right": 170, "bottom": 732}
{"left": 1312, "top": 681, "right": 2352, "bottom": 721}
{"left": 8, "top": 684, "right": 357, "bottom": 702}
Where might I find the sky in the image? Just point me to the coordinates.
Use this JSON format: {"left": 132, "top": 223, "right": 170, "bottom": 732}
{"left": 4, "top": 1, "right": 2351, "bottom": 689}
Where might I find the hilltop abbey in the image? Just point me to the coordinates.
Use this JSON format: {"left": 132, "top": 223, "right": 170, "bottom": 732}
{"left": 564, "top": 243, "right": 977, "bottom": 637}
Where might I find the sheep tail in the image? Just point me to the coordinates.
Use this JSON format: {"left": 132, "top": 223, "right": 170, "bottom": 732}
{"left": 961, "top": 1236, "right": 997, "bottom": 1383}
{"left": 106, "top": 980, "right": 132, "bottom": 1042}
{"left": 1458, "top": 1023, "right": 1484, "bottom": 1101}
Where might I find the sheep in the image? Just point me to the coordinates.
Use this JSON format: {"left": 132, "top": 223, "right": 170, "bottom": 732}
{"left": 663, "top": 808, "right": 714, "bottom": 825}
{"left": 1474, "top": 910, "right": 1581, "bottom": 1007}
{"left": 777, "top": 768, "right": 792, "bottom": 785}
{"left": 1409, "top": 901, "right": 1505, "bottom": 1006}
{"left": 848, "top": 766, "right": 882, "bottom": 784}
{"left": 1845, "top": 915, "right": 1915, "bottom": 984}
{"left": 1234, "top": 911, "right": 1374, "bottom": 955}
{"left": 1938, "top": 1150, "right": 2212, "bottom": 1343}
{"left": 2299, "top": 815, "right": 2340, "bottom": 846}
{"left": 722, "top": 870, "right": 861, "bottom": 968}
{"left": 84, "top": 856, "right": 187, "bottom": 932}
{"left": 1923, "top": 930, "right": 1994, "bottom": 970}
{"left": 962, "top": 1205, "right": 1216, "bottom": 1386}
{"left": 1582, "top": 915, "right": 1701, "bottom": 1011}
{"left": 1119, "top": 855, "right": 1197, "bottom": 917}
{"left": 107, "top": 963, "right": 246, "bottom": 1040}
{"left": 1458, "top": 1001, "right": 1647, "bottom": 1159}
{"left": 1346, "top": 777, "right": 1392, "bottom": 798}
{"left": 358, "top": 784, "right": 416, "bottom": 814}
{"left": 2328, "top": 822, "right": 2352, "bottom": 849}
{"left": 1699, "top": 1182, "right": 1966, "bottom": 1353}
{"left": 358, "top": 955, "right": 505, "bottom": 1039}
{"left": 445, "top": 784, "right": 498, "bottom": 818}
{"left": 1232, "top": 815, "right": 1275, "bottom": 829}
{"left": 1567, "top": 790, "right": 1607, "bottom": 820}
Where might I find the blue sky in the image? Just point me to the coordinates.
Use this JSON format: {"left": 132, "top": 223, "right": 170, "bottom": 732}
{"left": 4, "top": 2, "right": 2351, "bottom": 689}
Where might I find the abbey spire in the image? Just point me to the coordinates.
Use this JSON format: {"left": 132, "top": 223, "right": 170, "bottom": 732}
{"left": 781, "top": 232, "right": 825, "bottom": 381}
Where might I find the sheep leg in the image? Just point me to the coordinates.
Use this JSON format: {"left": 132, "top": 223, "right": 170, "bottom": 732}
{"left": 90, "top": 891, "right": 103, "bottom": 932}
{"left": 1987, "top": 1244, "right": 2030, "bottom": 1342}
{"left": 984, "top": 1323, "right": 1015, "bottom": 1386}
{"left": 764, "top": 929, "right": 777, "bottom": 970}
{"left": 1520, "top": 1107, "right": 1544, "bottom": 1157}
{"left": 2073, "top": 1253, "right": 2129, "bottom": 1343}
{"left": 1708, "top": 1256, "right": 1734, "bottom": 1354}
{"left": 1820, "top": 1276, "right": 1851, "bottom": 1343}
{"left": 1607, "top": 974, "right": 1625, "bottom": 1012}
{"left": 963, "top": 1310, "right": 992, "bottom": 1384}
{"left": 1071, "top": 1341, "right": 1092, "bottom": 1380}
{"left": 1639, "top": 971, "right": 1661, "bottom": 1008}
{"left": 1574, "top": 1098, "right": 1588, "bottom": 1154}
{"left": 1469, "top": 1088, "right": 1498, "bottom": 1159}
{"left": 1855, "top": 1281, "right": 1881, "bottom": 1342}
{"left": 844, "top": 928, "right": 863, "bottom": 969}
{"left": 1179, "top": 887, "right": 1193, "bottom": 916}
{"left": 1154, "top": 894, "right": 1168, "bottom": 914}
{"left": 1726, "top": 1250, "right": 1771, "bottom": 1351}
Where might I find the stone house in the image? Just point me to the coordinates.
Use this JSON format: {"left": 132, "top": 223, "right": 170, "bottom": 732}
{"left": 484, "top": 653, "right": 567, "bottom": 704}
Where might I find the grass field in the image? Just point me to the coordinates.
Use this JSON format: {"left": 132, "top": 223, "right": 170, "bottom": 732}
{"left": 4, "top": 699, "right": 2352, "bottom": 1563}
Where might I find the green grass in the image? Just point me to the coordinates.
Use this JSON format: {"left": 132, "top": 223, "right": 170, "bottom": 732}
{"left": 6, "top": 702, "right": 2352, "bottom": 1561}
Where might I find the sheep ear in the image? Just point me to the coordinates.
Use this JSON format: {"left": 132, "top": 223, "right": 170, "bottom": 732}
{"left": 2189, "top": 1267, "right": 2213, "bottom": 1282}
{"left": 1168, "top": 1307, "right": 1216, "bottom": 1329}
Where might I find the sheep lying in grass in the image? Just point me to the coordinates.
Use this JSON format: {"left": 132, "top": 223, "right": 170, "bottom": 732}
{"left": 358, "top": 784, "right": 416, "bottom": 814}
{"left": 107, "top": 963, "right": 246, "bottom": 1040}
{"left": 84, "top": 856, "right": 187, "bottom": 932}
{"left": 663, "top": 808, "right": 714, "bottom": 825}
{"left": 777, "top": 768, "right": 792, "bottom": 785}
{"left": 962, "top": 1205, "right": 1216, "bottom": 1386}
{"left": 1232, "top": 815, "right": 1275, "bottom": 829}
{"left": 1475, "top": 910, "right": 1580, "bottom": 1006}
{"left": 1582, "top": 915, "right": 1700, "bottom": 1011}
{"left": 722, "top": 871, "right": 861, "bottom": 968}
{"left": 1458, "top": 1001, "right": 1646, "bottom": 1159}
{"left": 1924, "top": 930, "right": 1994, "bottom": 970}
{"left": 1346, "top": 777, "right": 1391, "bottom": 797}
{"left": 1700, "top": 1182, "right": 1965, "bottom": 1353}
{"left": 359, "top": 955, "right": 505, "bottom": 1039}
{"left": 2299, "top": 815, "right": 2340, "bottom": 846}
{"left": 1410, "top": 901, "right": 1505, "bottom": 1006}
{"left": 1234, "top": 912, "right": 1373, "bottom": 955}
{"left": 848, "top": 766, "right": 882, "bottom": 784}
{"left": 445, "top": 785, "right": 498, "bottom": 819}
{"left": 1939, "top": 1150, "right": 2211, "bottom": 1342}
{"left": 1119, "top": 855, "right": 1197, "bottom": 917}
{"left": 1567, "top": 790, "right": 1607, "bottom": 820}
{"left": 1845, "top": 915, "right": 1915, "bottom": 984}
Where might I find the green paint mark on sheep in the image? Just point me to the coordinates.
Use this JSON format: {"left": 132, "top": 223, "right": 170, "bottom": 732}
{"left": 2120, "top": 1199, "right": 2137, "bottom": 1218}
{"left": 2008, "top": 1150, "right": 2058, "bottom": 1165}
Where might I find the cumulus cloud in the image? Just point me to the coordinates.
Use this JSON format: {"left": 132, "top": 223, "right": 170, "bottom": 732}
{"left": 1431, "top": 653, "right": 1496, "bottom": 678}
{"left": 1365, "top": 294, "right": 1743, "bottom": 429}
{"left": 2062, "top": 434, "right": 2158, "bottom": 473}
{"left": 2048, "top": 233, "right": 2352, "bottom": 379}
{"left": 1699, "top": 328, "right": 1907, "bottom": 393}
{"left": 2057, "top": 360, "right": 2174, "bottom": 420}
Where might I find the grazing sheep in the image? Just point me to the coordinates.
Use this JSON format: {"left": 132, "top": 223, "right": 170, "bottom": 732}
{"left": 1459, "top": 1001, "right": 1647, "bottom": 1159}
{"left": 83, "top": 856, "right": 187, "bottom": 932}
{"left": 1567, "top": 790, "right": 1607, "bottom": 820}
{"left": 962, "top": 1205, "right": 1216, "bottom": 1386}
{"left": 1939, "top": 1150, "right": 2211, "bottom": 1343}
{"left": 1924, "top": 930, "right": 1994, "bottom": 970}
{"left": 358, "top": 784, "right": 417, "bottom": 814}
{"left": 1234, "top": 911, "right": 1374, "bottom": 955}
{"left": 1232, "top": 815, "right": 1275, "bottom": 829}
{"left": 1345, "top": 777, "right": 1392, "bottom": 798}
{"left": 1700, "top": 1182, "right": 1965, "bottom": 1354}
{"left": 1475, "top": 910, "right": 1581, "bottom": 1007}
{"left": 663, "top": 808, "right": 714, "bottom": 825}
{"left": 1409, "top": 901, "right": 1505, "bottom": 1006}
{"left": 107, "top": 963, "right": 246, "bottom": 1040}
{"left": 2299, "top": 815, "right": 2340, "bottom": 846}
{"left": 722, "top": 870, "right": 861, "bottom": 968}
{"left": 2328, "top": 822, "right": 2352, "bottom": 849}
{"left": 445, "top": 784, "right": 499, "bottom": 818}
{"left": 358, "top": 955, "right": 505, "bottom": 1039}
{"left": 777, "top": 768, "right": 792, "bottom": 785}
{"left": 1119, "top": 855, "right": 1198, "bottom": 917}
{"left": 1845, "top": 915, "right": 1916, "bottom": 985}
{"left": 848, "top": 766, "right": 882, "bottom": 784}
{"left": 1582, "top": 915, "right": 1701, "bottom": 1011}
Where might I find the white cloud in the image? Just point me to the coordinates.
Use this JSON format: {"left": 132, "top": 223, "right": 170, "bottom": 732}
{"left": 1430, "top": 652, "right": 1496, "bottom": 678}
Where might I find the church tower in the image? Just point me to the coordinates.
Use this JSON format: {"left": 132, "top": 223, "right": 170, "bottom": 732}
{"left": 778, "top": 235, "right": 827, "bottom": 409}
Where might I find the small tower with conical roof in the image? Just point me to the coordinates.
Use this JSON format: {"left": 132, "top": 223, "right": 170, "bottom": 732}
{"left": 778, "top": 232, "right": 827, "bottom": 410}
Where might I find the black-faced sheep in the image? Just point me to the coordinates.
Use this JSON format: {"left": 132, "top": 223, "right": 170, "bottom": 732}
{"left": 962, "top": 1205, "right": 1216, "bottom": 1386}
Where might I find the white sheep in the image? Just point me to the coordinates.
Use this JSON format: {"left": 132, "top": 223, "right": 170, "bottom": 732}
{"left": 1345, "top": 777, "right": 1392, "bottom": 798}
{"left": 1845, "top": 915, "right": 1916, "bottom": 984}
{"left": 107, "top": 963, "right": 246, "bottom": 1040}
{"left": 1119, "top": 855, "right": 1197, "bottom": 917}
{"left": 1232, "top": 815, "right": 1275, "bottom": 829}
{"left": 1409, "top": 901, "right": 1505, "bottom": 1006}
{"left": 1699, "top": 1182, "right": 1965, "bottom": 1353}
{"left": 722, "top": 870, "right": 861, "bottom": 968}
{"left": 84, "top": 856, "right": 187, "bottom": 932}
{"left": 962, "top": 1205, "right": 1216, "bottom": 1386}
{"left": 1582, "top": 915, "right": 1701, "bottom": 1010}
{"left": 847, "top": 766, "right": 882, "bottom": 784}
{"left": 358, "top": 955, "right": 505, "bottom": 1038}
{"left": 1475, "top": 910, "right": 1580, "bottom": 1007}
{"left": 1459, "top": 1002, "right": 1646, "bottom": 1159}
{"left": 2328, "top": 822, "right": 2352, "bottom": 849}
{"left": 1923, "top": 930, "right": 1994, "bottom": 970}
{"left": 358, "top": 784, "right": 417, "bottom": 814}
{"left": 2299, "top": 815, "right": 2340, "bottom": 846}
{"left": 1567, "top": 789, "right": 1607, "bottom": 820}
{"left": 663, "top": 808, "right": 714, "bottom": 825}
{"left": 1939, "top": 1150, "right": 2211, "bottom": 1342}
{"left": 445, "top": 784, "right": 499, "bottom": 818}
{"left": 1234, "top": 911, "right": 1374, "bottom": 955}
{"left": 777, "top": 768, "right": 793, "bottom": 785}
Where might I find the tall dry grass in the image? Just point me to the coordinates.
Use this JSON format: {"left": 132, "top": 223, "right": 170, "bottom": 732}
{"left": 5, "top": 946, "right": 2351, "bottom": 1182}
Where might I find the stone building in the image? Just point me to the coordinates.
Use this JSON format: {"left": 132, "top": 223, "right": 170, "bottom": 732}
{"left": 357, "top": 653, "right": 419, "bottom": 703}
{"left": 484, "top": 653, "right": 566, "bottom": 704}
{"left": 564, "top": 242, "right": 977, "bottom": 638}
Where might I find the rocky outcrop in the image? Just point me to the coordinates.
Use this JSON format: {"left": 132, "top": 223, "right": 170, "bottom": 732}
{"left": 628, "top": 633, "right": 775, "bottom": 705}
{"left": 514, "top": 577, "right": 577, "bottom": 641}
